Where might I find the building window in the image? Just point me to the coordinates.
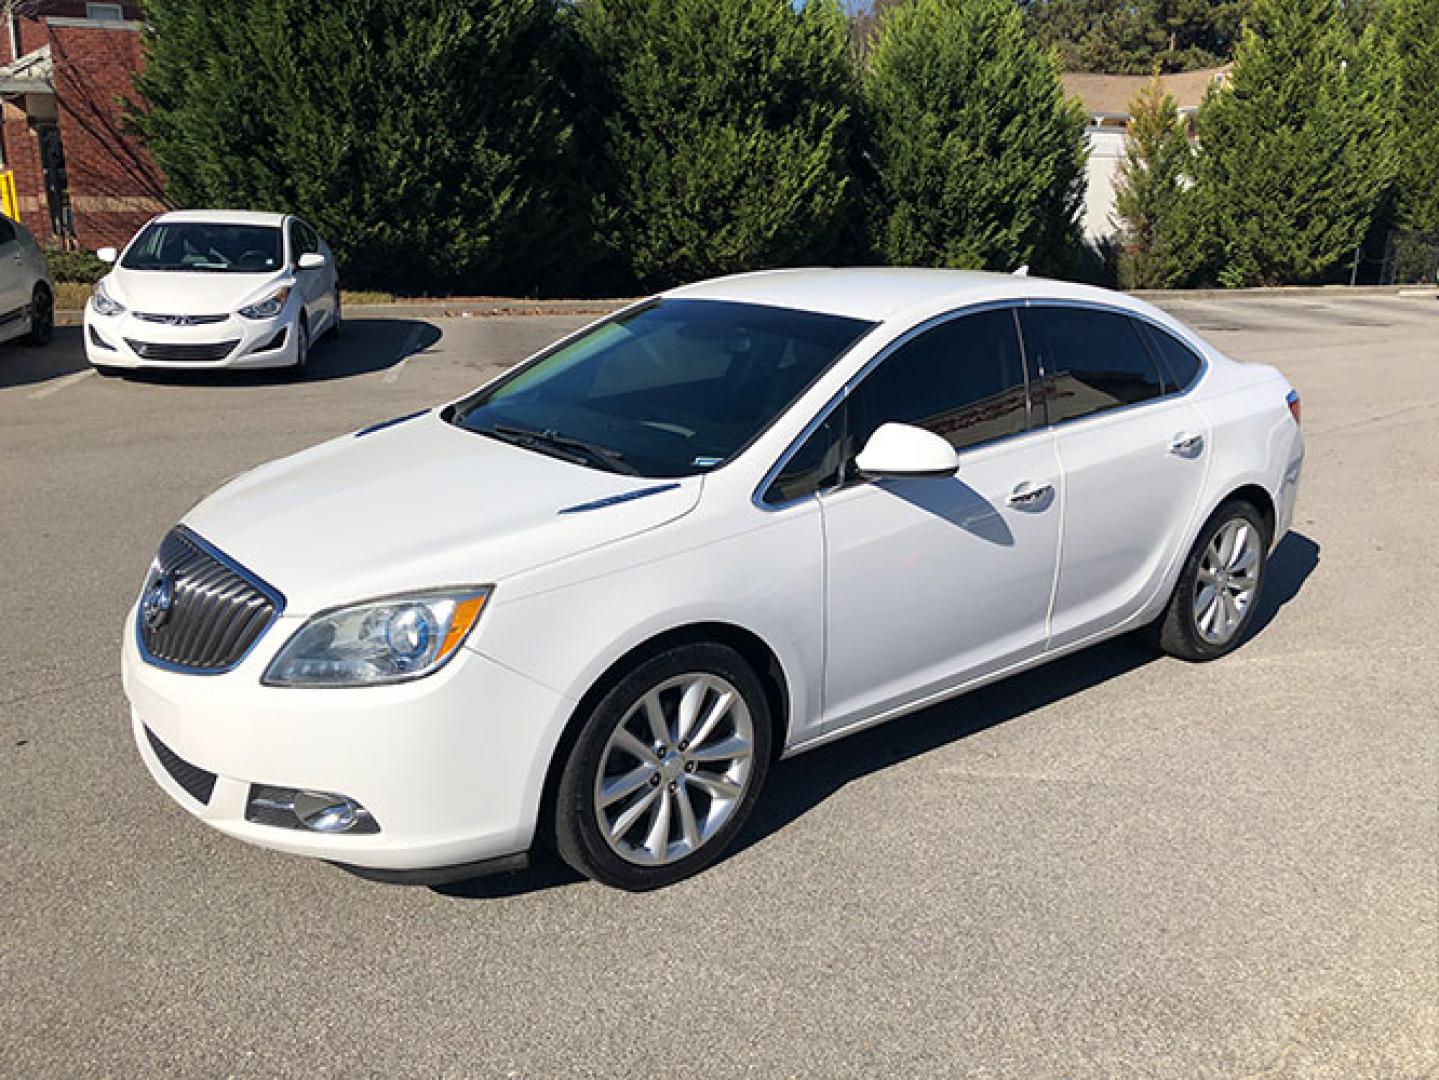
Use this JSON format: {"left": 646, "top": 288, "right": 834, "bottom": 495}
{"left": 86, "top": 3, "right": 124, "bottom": 21}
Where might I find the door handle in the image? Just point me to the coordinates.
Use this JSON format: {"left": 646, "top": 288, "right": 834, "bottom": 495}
{"left": 1169, "top": 432, "right": 1204, "bottom": 456}
{"left": 1007, "top": 481, "right": 1054, "bottom": 508}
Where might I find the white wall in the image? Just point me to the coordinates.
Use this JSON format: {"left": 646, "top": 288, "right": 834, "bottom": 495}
{"left": 1080, "top": 127, "right": 1126, "bottom": 242}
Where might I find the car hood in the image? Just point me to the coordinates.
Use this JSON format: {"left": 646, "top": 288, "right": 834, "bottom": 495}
{"left": 181, "top": 412, "right": 703, "bottom": 615}
{"left": 106, "top": 269, "right": 289, "bottom": 315}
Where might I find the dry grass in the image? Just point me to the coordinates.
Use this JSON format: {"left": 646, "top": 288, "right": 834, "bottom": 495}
{"left": 54, "top": 281, "right": 91, "bottom": 311}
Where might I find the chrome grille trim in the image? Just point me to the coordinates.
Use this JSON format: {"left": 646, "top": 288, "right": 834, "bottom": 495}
{"left": 137, "top": 526, "right": 285, "bottom": 674}
{"left": 134, "top": 312, "right": 229, "bottom": 326}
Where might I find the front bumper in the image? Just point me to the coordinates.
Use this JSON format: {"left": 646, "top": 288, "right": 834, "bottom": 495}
{"left": 122, "top": 604, "right": 575, "bottom": 871}
{"left": 84, "top": 307, "right": 300, "bottom": 371}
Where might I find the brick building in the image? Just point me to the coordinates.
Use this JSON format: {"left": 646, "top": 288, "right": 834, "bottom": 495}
{"left": 0, "top": 1, "right": 164, "bottom": 250}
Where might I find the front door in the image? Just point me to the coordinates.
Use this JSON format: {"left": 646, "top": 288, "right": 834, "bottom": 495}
{"left": 818, "top": 307, "right": 1062, "bottom": 731}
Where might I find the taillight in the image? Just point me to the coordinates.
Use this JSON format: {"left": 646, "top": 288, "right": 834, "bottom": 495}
{"left": 1286, "top": 389, "right": 1301, "bottom": 425}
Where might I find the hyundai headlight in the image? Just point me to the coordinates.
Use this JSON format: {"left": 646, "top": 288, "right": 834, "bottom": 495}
{"left": 238, "top": 287, "right": 291, "bottom": 320}
{"left": 262, "top": 587, "right": 492, "bottom": 687}
{"left": 91, "top": 281, "right": 125, "bottom": 317}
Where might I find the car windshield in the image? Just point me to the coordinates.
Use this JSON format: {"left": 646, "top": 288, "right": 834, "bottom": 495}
{"left": 121, "top": 222, "right": 284, "bottom": 273}
{"left": 451, "top": 299, "right": 875, "bottom": 478}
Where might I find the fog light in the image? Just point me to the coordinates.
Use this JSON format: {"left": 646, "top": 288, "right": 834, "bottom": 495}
{"left": 245, "top": 784, "right": 379, "bottom": 834}
{"left": 293, "top": 791, "right": 363, "bottom": 832}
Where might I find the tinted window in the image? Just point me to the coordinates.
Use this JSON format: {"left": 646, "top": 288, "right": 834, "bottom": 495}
{"left": 764, "top": 412, "right": 845, "bottom": 505}
{"left": 121, "top": 222, "right": 283, "bottom": 273}
{"left": 1021, "top": 306, "right": 1165, "bottom": 424}
{"left": 1137, "top": 320, "right": 1204, "bottom": 390}
{"left": 846, "top": 308, "right": 1030, "bottom": 459}
{"left": 452, "top": 299, "right": 873, "bottom": 479}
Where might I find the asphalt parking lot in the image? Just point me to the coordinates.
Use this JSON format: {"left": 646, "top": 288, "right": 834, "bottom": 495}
{"left": 2, "top": 292, "right": 1436, "bottom": 1078}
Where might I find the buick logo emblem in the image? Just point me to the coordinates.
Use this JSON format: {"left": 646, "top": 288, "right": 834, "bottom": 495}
{"left": 142, "top": 574, "right": 175, "bottom": 629}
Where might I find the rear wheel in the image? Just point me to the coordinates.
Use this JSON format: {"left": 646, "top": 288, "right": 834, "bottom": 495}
{"left": 553, "top": 642, "right": 772, "bottom": 890}
{"left": 23, "top": 283, "right": 52, "bottom": 346}
{"left": 1150, "top": 499, "right": 1269, "bottom": 661}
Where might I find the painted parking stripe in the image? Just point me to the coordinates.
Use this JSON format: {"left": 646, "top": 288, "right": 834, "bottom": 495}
{"left": 27, "top": 369, "right": 94, "bottom": 400}
{"left": 382, "top": 323, "right": 427, "bottom": 384}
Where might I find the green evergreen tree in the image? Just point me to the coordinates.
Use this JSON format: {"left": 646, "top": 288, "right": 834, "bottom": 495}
{"left": 1185, "top": 0, "right": 1396, "bottom": 285}
{"left": 134, "top": 0, "right": 580, "bottom": 294}
{"left": 573, "top": 0, "right": 855, "bottom": 292}
{"left": 1113, "top": 72, "right": 1193, "bottom": 287}
{"left": 1387, "top": 0, "right": 1439, "bottom": 234}
{"left": 1022, "top": 0, "right": 1251, "bottom": 73}
{"left": 862, "top": 0, "right": 1087, "bottom": 272}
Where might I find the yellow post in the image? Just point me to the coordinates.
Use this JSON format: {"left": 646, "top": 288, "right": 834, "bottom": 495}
{"left": 0, "top": 170, "right": 17, "bottom": 221}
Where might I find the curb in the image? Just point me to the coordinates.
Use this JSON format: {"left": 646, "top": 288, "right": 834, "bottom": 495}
{"left": 52, "top": 284, "right": 1434, "bottom": 327}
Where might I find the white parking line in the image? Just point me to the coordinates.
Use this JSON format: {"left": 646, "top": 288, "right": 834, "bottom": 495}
{"left": 27, "top": 369, "right": 94, "bottom": 401}
{"left": 382, "top": 324, "right": 426, "bottom": 385}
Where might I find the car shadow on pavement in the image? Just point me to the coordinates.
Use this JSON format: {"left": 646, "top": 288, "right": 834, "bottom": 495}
{"left": 436, "top": 530, "right": 1319, "bottom": 900}
{"left": 0, "top": 326, "right": 87, "bottom": 389}
{"left": 120, "top": 318, "right": 442, "bottom": 386}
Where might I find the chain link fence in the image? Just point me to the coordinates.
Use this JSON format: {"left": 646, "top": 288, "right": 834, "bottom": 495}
{"left": 1351, "top": 229, "right": 1439, "bottom": 285}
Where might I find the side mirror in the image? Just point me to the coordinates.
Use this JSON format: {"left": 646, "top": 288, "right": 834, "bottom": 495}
{"left": 854, "top": 423, "right": 959, "bottom": 480}
{"left": 297, "top": 251, "right": 327, "bottom": 270}
{"left": 96, "top": 247, "right": 117, "bottom": 264}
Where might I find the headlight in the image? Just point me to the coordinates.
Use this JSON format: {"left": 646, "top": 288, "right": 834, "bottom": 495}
{"left": 91, "top": 281, "right": 125, "bottom": 317}
{"left": 237, "top": 287, "right": 291, "bottom": 320}
{"left": 262, "top": 587, "right": 492, "bottom": 688}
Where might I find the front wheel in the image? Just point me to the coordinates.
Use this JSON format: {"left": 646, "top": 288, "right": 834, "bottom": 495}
{"left": 553, "top": 643, "right": 772, "bottom": 890}
{"left": 1150, "top": 499, "right": 1270, "bottom": 661}
{"left": 290, "top": 318, "right": 310, "bottom": 378}
{"left": 23, "top": 283, "right": 52, "bottom": 346}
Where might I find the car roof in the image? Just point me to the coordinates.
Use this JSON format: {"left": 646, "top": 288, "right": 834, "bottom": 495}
{"left": 665, "top": 267, "right": 1136, "bottom": 323}
{"left": 153, "top": 209, "right": 289, "bottom": 228}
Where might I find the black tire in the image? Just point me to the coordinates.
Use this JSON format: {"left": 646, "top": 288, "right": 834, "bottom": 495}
{"left": 552, "top": 642, "right": 773, "bottom": 891}
{"left": 1149, "top": 498, "right": 1270, "bottom": 661}
{"left": 22, "top": 283, "right": 52, "bottom": 346}
{"left": 329, "top": 289, "right": 342, "bottom": 339}
{"left": 92, "top": 364, "right": 123, "bottom": 378}
{"left": 289, "top": 318, "right": 310, "bottom": 378}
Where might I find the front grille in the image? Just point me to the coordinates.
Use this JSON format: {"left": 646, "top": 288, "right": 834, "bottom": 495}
{"left": 144, "top": 726, "right": 217, "bottom": 805}
{"left": 138, "top": 526, "right": 284, "bottom": 672}
{"left": 124, "top": 338, "right": 239, "bottom": 362}
{"left": 134, "top": 312, "right": 229, "bottom": 326}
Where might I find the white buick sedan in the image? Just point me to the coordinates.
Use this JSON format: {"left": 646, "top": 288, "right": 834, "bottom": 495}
{"left": 122, "top": 269, "right": 1304, "bottom": 890}
{"left": 84, "top": 209, "right": 340, "bottom": 376}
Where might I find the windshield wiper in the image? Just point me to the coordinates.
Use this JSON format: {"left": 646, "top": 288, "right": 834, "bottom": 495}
{"left": 488, "top": 424, "right": 638, "bottom": 475}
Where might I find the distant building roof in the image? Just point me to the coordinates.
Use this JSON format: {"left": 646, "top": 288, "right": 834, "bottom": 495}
{"left": 1061, "top": 66, "right": 1230, "bottom": 119}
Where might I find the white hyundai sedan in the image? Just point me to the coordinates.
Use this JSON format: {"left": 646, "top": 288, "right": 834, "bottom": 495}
{"left": 121, "top": 269, "right": 1304, "bottom": 890}
{"left": 84, "top": 210, "right": 340, "bottom": 376}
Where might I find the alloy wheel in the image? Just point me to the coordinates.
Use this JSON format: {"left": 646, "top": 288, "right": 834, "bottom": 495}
{"left": 593, "top": 673, "right": 755, "bottom": 867}
{"left": 1192, "top": 518, "right": 1262, "bottom": 645}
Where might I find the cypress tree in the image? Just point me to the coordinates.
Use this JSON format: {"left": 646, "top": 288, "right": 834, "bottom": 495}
{"left": 861, "top": 0, "right": 1088, "bottom": 274}
{"left": 134, "top": 0, "right": 580, "bottom": 294}
{"left": 1185, "top": 0, "right": 1395, "bottom": 285}
{"left": 1388, "top": 0, "right": 1439, "bottom": 235}
{"left": 1113, "top": 72, "right": 1192, "bottom": 288}
{"left": 573, "top": 0, "right": 855, "bottom": 292}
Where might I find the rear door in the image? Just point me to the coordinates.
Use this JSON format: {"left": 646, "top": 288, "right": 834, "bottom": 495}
{"left": 1020, "top": 305, "right": 1209, "bottom": 649}
{"left": 0, "top": 216, "right": 27, "bottom": 336}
